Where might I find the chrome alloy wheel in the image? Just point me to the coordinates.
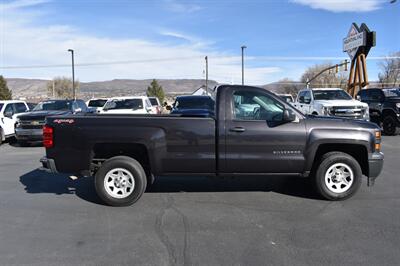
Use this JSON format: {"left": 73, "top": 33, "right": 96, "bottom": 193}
{"left": 324, "top": 163, "right": 354, "bottom": 194}
{"left": 104, "top": 168, "right": 135, "bottom": 199}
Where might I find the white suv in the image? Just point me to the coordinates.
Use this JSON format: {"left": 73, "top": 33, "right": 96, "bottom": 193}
{"left": 0, "top": 100, "right": 29, "bottom": 144}
{"left": 293, "top": 88, "right": 369, "bottom": 120}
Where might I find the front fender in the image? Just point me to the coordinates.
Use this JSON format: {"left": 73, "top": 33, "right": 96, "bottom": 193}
{"left": 304, "top": 128, "right": 373, "bottom": 172}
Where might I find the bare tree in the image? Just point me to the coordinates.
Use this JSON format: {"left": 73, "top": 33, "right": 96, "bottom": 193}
{"left": 300, "top": 63, "right": 347, "bottom": 89}
{"left": 378, "top": 51, "right": 400, "bottom": 87}
{"left": 47, "top": 77, "right": 79, "bottom": 99}
{"left": 275, "top": 78, "right": 301, "bottom": 96}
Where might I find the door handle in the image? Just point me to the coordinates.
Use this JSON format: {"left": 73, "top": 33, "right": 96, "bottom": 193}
{"left": 230, "top": 127, "right": 246, "bottom": 133}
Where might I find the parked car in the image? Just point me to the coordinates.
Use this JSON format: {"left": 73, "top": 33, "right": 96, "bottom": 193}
{"left": 170, "top": 95, "right": 215, "bottom": 117}
{"left": 278, "top": 94, "right": 294, "bottom": 103}
{"left": 86, "top": 98, "right": 108, "bottom": 113}
{"left": 293, "top": 88, "right": 369, "bottom": 120}
{"left": 357, "top": 88, "right": 400, "bottom": 135}
{"left": 40, "top": 85, "right": 383, "bottom": 206}
{"left": 0, "top": 100, "right": 29, "bottom": 144}
{"left": 100, "top": 96, "right": 155, "bottom": 114}
{"left": 15, "top": 99, "right": 88, "bottom": 145}
{"left": 148, "top": 97, "right": 162, "bottom": 114}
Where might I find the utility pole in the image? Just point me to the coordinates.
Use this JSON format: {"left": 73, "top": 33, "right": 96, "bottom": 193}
{"left": 205, "top": 56, "right": 208, "bottom": 95}
{"left": 241, "top": 45, "right": 247, "bottom": 85}
{"left": 52, "top": 80, "right": 55, "bottom": 98}
{"left": 67, "top": 49, "right": 76, "bottom": 100}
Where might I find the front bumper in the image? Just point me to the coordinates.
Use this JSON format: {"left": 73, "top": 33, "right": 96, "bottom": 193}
{"left": 39, "top": 157, "right": 58, "bottom": 173}
{"left": 367, "top": 152, "right": 384, "bottom": 186}
{"left": 15, "top": 128, "right": 43, "bottom": 141}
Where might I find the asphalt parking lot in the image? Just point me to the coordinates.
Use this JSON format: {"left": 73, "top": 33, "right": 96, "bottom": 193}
{"left": 0, "top": 137, "right": 399, "bottom": 266}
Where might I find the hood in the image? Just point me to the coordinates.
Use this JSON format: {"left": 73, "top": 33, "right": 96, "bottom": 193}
{"left": 18, "top": 110, "right": 72, "bottom": 121}
{"left": 314, "top": 99, "right": 368, "bottom": 108}
{"left": 305, "top": 115, "right": 379, "bottom": 131}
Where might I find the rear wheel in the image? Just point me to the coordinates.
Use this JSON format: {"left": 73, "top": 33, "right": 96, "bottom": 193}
{"left": 95, "top": 156, "right": 147, "bottom": 206}
{"left": 382, "top": 115, "right": 398, "bottom": 136}
{"left": 314, "top": 152, "right": 362, "bottom": 200}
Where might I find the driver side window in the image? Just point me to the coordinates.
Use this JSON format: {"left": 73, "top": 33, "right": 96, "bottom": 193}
{"left": 233, "top": 91, "right": 284, "bottom": 122}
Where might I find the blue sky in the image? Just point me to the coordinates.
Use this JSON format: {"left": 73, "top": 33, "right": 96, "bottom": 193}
{"left": 0, "top": 0, "right": 399, "bottom": 84}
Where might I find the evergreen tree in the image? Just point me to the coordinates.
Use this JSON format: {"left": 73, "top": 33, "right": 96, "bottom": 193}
{"left": 146, "top": 79, "right": 165, "bottom": 103}
{"left": 0, "top": 76, "right": 12, "bottom": 100}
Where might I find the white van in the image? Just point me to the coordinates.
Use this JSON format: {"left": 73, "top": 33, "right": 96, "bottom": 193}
{"left": 0, "top": 100, "right": 29, "bottom": 144}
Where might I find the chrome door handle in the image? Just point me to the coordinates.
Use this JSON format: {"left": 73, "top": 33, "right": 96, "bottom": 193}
{"left": 230, "top": 127, "right": 246, "bottom": 133}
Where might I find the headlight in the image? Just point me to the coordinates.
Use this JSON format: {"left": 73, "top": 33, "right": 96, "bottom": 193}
{"left": 322, "top": 107, "right": 331, "bottom": 115}
{"left": 396, "top": 103, "right": 400, "bottom": 109}
{"left": 363, "top": 107, "right": 370, "bottom": 121}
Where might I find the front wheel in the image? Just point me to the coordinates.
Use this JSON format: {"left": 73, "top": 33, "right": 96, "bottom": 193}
{"left": 382, "top": 115, "right": 398, "bottom": 136}
{"left": 314, "top": 152, "right": 362, "bottom": 200}
{"left": 95, "top": 156, "right": 147, "bottom": 206}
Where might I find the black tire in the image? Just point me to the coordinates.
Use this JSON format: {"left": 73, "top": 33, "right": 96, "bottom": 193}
{"left": 314, "top": 152, "right": 362, "bottom": 201}
{"left": 382, "top": 115, "right": 398, "bottom": 136}
{"left": 95, "top": 156, "right": 147, "bottom": 207}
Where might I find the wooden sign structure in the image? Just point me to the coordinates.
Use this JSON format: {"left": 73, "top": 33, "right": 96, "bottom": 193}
{"left": 343, "top": 23, "right": 376, "bottom": 98}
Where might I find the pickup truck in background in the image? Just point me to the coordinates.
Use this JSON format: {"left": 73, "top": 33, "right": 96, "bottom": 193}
{"left": 15, "top": 99, "right": 89, "bottom": 146}
{"left": 357, "top": 88, "right": 400, "bottom": 135}
{"left": 40, "top": 85, "right": 384, "bottom": 206}
{"left": 293, "top": 88, "right": 369, "bottom": 120}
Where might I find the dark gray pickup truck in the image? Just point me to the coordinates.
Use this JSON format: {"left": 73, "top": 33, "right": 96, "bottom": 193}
{"left": 40, "top": 85, "right": 384, "bottom": 206}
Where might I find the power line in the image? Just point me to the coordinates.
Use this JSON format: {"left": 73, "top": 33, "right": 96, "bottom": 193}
{"left": 1, "top": 55, "right": 398, "bottom": 70}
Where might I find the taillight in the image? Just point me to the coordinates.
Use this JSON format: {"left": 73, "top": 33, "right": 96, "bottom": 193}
{"left": 43, "top": 125, "right": 54, "bottom": 148}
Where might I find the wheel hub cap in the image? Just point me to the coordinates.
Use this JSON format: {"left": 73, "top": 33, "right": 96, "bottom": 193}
{"left": 324, "top": 163, "right": 354, "bottom": 193}
{"left": 104, "top": 168, "right": 135, "bottom": 199}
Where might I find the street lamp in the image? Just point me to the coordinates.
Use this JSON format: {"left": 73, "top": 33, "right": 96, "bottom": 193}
{"left": 241, "top": 45, "right": 247, "bottom": 85}
{"left": 67, "top": 49, "right": 75, "bottom": 100}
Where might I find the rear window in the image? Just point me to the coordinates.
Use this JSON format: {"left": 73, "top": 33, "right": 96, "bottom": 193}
{"left": 149, "top": 98, "right": 159, "bottom": 106}
{"left": 33, "top": 101, "right": 72, "bottom": 111}
{"left": 103, "top": 99, "right": 144, "bottom": 110}
{"left": 174, "top": 97, "right": 214, "bottom": 110}
{"left": 88, "top": 99, "right": 107, "bottom": 107}
{"left": 383, "top": 89, "right": 400, "bottom": 98}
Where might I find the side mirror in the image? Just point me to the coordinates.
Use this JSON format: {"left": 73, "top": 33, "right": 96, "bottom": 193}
{"left": 356, "top": 95, "right": 361, "bottom": 101}
{"left": 4, "top": 111, "right": 13, "bottom": 118}
{"left": 166, "top": 105, "right": 172, "bottom": 111}
{"left": 283, "top": 109, "right": 296, "bottom": 122}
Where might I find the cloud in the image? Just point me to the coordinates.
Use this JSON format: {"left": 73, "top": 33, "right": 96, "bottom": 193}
{"left": 0, "top": 0, "right": 50, "bottom": 10}
{"left": 291, "top": 0, "right": 384, "bottom": 12}
{"left": 0, "top": 1, "right": 281, "bottom": 85}
{"left": 164, "top": 0, "right": 203, "bottom": 13}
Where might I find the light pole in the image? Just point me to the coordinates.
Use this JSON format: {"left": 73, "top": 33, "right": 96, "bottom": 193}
{"left": 241, "top": 45, "right": 247, "bottom": 85}
{"left": 67, "top": 49, "right": 75, "bottom": 100}
{"left": 205, "top": 56, "right": 208, "bottom": 95}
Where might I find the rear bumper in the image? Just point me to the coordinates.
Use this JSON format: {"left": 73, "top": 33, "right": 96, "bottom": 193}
{"left": 39, "top": 157, "right": 58, "bottom": 173}
{"left": 368, "top": 152, "right": 384, "bottom": 178}
{"left": 15, "top": 128, "right": 43, "bottom": 141}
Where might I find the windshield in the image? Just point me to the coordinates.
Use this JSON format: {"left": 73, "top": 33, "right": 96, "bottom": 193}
{"left": 174, "top": 97, "right": 214, "bottom": 110}
{"left": 313, "top": 90, "right": 352, "bottom": 100}
{"left": 149, "top": 98, "right": 159, "bottom": 106}
{"left": 103, "top": 99, "right": 144, "bottom": 110}
{"left": 33, "top": 101, "right": 72, "bottom": 111}
{"left": 383, "top": 89, "right": 400, "bottom": 98}
{"left": 88, "top": 99, "right": 107, "bottom": 107}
